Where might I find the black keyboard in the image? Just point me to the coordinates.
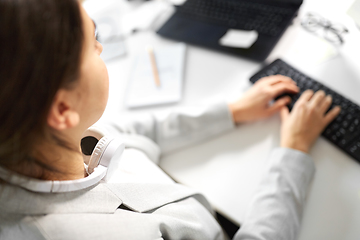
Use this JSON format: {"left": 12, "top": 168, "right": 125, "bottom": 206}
{"left": 250, "top": 59, "right": 360, "bottom": 163}
{"left": 176, "top": 0, "right": 297, "bottom": 37}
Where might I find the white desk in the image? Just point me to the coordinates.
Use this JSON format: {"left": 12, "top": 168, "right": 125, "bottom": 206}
{"left": 85, "top": 0, "right": 360, "bottom": 239}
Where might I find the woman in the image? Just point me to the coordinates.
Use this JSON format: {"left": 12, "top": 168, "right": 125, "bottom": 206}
{"left": 0, "top": 0, "right": 340, "bottom": 239}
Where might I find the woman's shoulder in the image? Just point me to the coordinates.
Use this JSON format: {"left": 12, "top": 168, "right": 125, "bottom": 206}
{"left": 0, "top": 182, "right": 223, "bottom": 240}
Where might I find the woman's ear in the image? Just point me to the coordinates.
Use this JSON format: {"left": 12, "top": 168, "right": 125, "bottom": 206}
{"left": 47, "top": 90, "right": 80, "bottom": 130}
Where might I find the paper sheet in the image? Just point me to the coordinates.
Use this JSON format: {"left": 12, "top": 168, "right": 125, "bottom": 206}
{"left": 219, "top": 29, "right": 258, "bottom": 48}
{"left": 125, "top": 43, "right": 186, "bottom": 108}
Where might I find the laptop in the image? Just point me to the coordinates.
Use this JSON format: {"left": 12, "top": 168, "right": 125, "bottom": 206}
{"left": 157, "top": 0, "right": 303, "bottom": 61}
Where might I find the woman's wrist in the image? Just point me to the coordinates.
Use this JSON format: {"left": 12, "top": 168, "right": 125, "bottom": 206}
{"left": 280, "top": 139, "right": 310, "bottom": 154}
{"left": 228, "top": 103, "right": 237, "bottom": 124}
{"left": 228, "top": 102, "right": 245, "bottom": 124}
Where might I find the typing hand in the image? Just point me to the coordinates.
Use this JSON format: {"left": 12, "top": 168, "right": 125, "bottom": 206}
{"left": 280, "top": 90, "right": 341, "bottom": 153}
{"left": 228, "top": 75, "right": 299, "bottom": 124}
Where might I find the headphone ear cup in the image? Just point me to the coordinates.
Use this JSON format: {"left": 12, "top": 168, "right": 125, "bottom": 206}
{"left": 87, "top": 136, "right": 111, "bottom": 174}
{"left": 81, "top": 126, "right": 107, "bottom": 166}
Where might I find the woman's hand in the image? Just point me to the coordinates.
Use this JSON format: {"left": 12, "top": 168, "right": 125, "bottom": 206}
{"left": 280, "top": 90, "right": 341, "bottom": 153}
{"left": 228, "top": 75, "right": 299, "bottom": 124}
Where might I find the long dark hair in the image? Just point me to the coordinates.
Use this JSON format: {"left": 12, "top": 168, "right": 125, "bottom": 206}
{"left": 0, "top": 0, "right": 84, "bottom": 177}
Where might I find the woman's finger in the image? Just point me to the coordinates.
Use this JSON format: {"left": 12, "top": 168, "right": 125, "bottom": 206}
{"left": 257, "top": 75, "right": 295, "bottom": 86}
{"left": 294, "top": 89, "right": 314, "bottom": 107}
{"left": 324, "top": 106, "right": 341, "bottom": 125}
{"left": 269, "top": 83, "right": 299, "bottom": 98}
{"left": 309, "top": 90, "right": 326, "bottom": 109}
{"left": 319, "top": 95, "right": 333, "bottom": 113}
{"left": 267, "top": 96, "right": 291, "bottom": 115}
{"left": 280, "top": 106, "right": 290, "bottom": 122}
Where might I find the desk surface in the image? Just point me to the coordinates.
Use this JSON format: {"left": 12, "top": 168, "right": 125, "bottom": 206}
{"left": 85, "top": 0, "right": 360, "bottom": 239}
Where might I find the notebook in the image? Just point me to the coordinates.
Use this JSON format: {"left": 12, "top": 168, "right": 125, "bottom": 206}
{"left": 125, "top": 43, "right": 186, "bottom": 108}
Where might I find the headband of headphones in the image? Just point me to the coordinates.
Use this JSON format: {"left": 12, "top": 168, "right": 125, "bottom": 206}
{"left": 0, "top": 127, "right": 125, "bottom": 193}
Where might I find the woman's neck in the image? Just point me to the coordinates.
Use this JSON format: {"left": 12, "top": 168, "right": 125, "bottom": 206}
{"left": 9, "top": 142, "right": 86, "bottom": 181}
{"left": 37, "top": 142, "right": 86, "bottom": 180}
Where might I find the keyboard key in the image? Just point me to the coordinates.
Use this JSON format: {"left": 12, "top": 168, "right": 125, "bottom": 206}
{"left": 340, "top": 132, "right": 359, "bottom": 147}
{"left": 331, "top": 135, "right": 339, "bottom": 143}
{"left": 266, "top": 69, "right": 276, "bottom": 75}
{"left": 333, "top": 98, "right": 341, "bottom": 105}
{"left": 312, "top": 84, "right": 321, "bottom": 91}
{"left": 331, "top": 123, "right": 340, "bottom": 131}
{"left": 349, "top": 143, "right": 358, "bottom": 152}
{"left": 279, "top": 69, "right": 287, "bottom": 75}
{"left": 324, "top": 128, "right": 332, "bottom": 137}
{"left": 349, "top": 125, "right": 356, "bottom": 133}
{"left": 348, "top": 141, "right": 360, "bottom": 159}
{"left": 298, "top": 82, "right": 304, "bottom": 88}
{"left": 336, "top": 116, "right": 343, "bottom": 123}
{"left": 341, "top": 102, "right": 349, "bottom": 110}
{"left": 339, "top": 128, "right": 346, "bottom": 135}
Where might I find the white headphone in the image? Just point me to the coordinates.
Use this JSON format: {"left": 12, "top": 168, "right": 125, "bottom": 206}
{"left": 0, "top": 126, "right": 125, "bottom": 193}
